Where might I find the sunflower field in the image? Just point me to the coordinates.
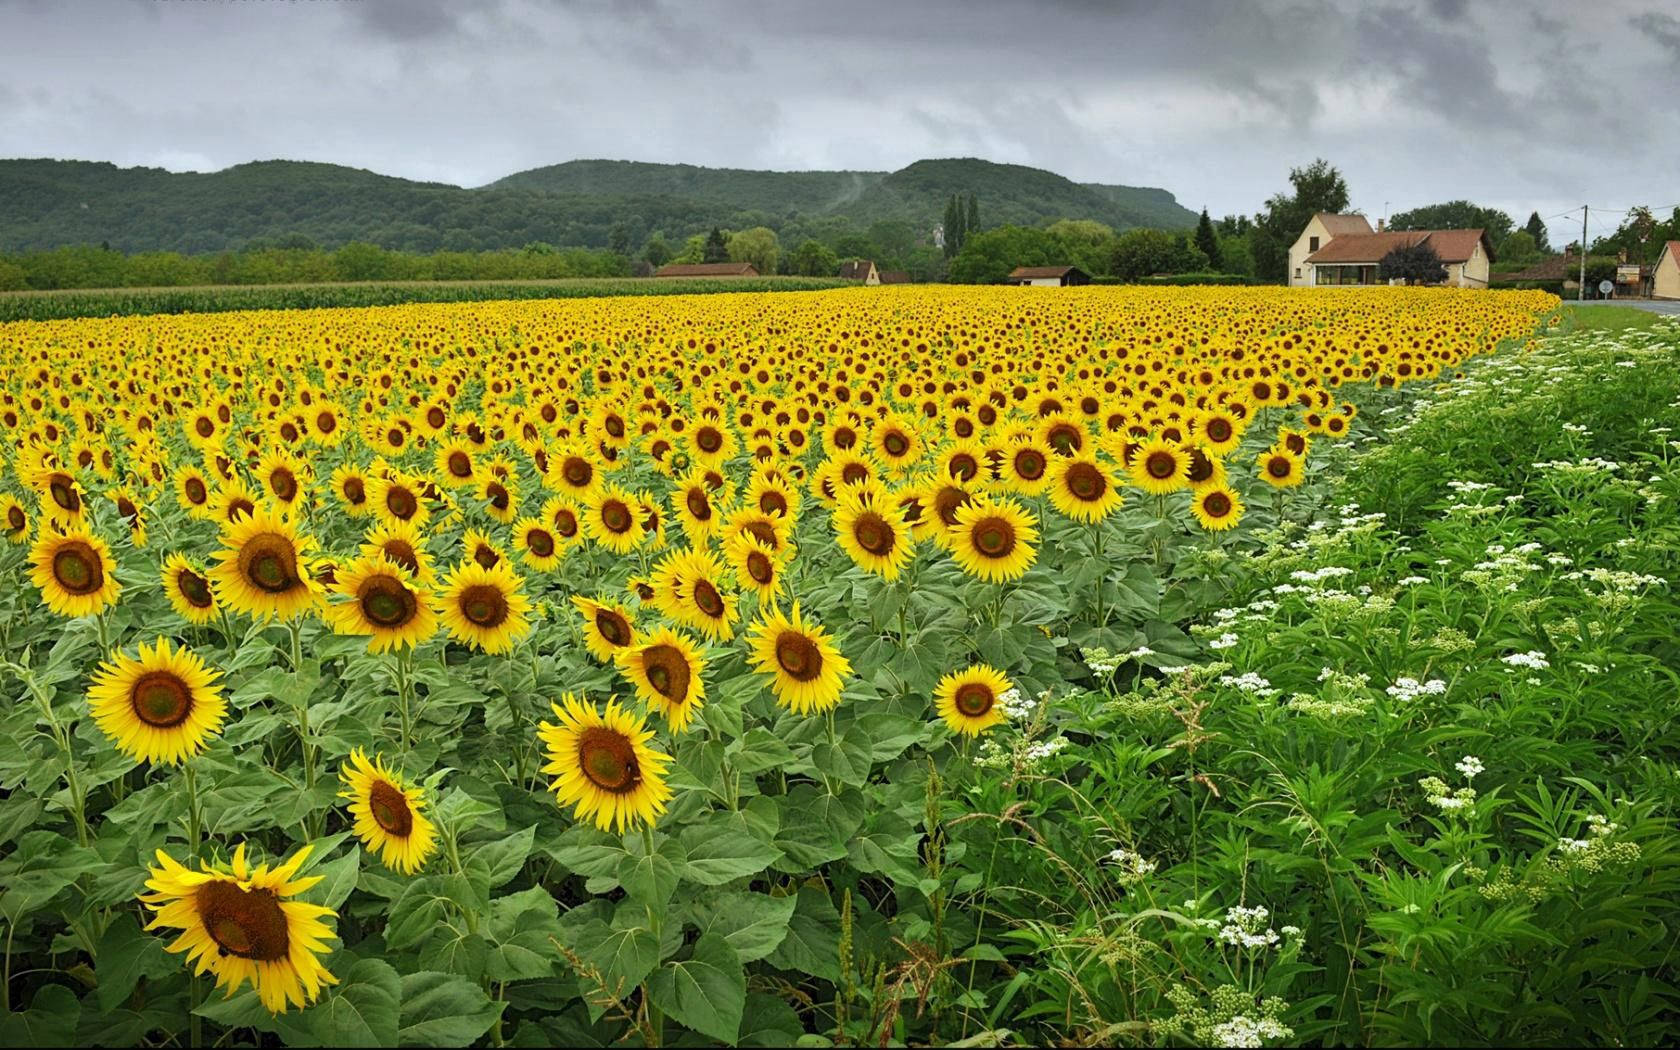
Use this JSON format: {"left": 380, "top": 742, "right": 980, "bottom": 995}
{"left": 8, "top": 286, "right": 1678, "bottom": 1048}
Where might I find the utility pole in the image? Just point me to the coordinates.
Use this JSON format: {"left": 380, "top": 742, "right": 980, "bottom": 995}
{"left": 1579, "top": 205, "right": 1588, "bottom": 302}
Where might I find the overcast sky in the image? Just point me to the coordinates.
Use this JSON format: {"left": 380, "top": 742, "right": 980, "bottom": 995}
{"left": 2, "top": 0, "right": 1675, "bottom": 237}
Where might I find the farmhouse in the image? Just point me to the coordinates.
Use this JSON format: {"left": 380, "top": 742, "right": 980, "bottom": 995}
{"left": 839, "top": 260, "right": 880, "bottom": 284}
{"left": 1007, "top": 265, "right": 1090, "bottom": 287}
{"left": 1656, "top": 241, "right": 1680, "bottom": 300}
{"left": 654, "top": 262, "right": 759, "bottom": 277}
{"left": 1289, "top": 213, "right": 1494, "bottom": 288}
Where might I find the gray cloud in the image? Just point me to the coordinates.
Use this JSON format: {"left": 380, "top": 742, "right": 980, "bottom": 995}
{"left": 0, "top": 0, "right": 1672, "bottom": 224}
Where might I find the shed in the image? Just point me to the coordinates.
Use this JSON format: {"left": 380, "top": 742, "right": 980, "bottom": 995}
{"left": 1006, "top": 265, "right": 1090, "bottom": 287}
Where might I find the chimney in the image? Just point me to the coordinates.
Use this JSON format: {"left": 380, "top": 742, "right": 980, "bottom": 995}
{"left": 1376, "top": 218, "right": 1385, "bottom": 233}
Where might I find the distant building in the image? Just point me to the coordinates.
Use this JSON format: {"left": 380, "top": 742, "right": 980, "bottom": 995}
{"left": 1656, "top": 241, "right": 1680, "bottom": 300}
{"left": 654, "top": 262, "right": 759, "bottom": 278}
{"left": 839, "top": 260, "right": 880, "bottom": 285}
{"left": 1291, "top": 213, "right": 1493, "bottom": 288}
{"left": 878, "top": 270, "right": 911, "bottom": 284}
{"left": 1006, "top": 265, "right": 1090, "bottom": 287}
{"left": 1492, "top": 247, "right": 1584, "bottom": 292}
{"left": 931, "top": 223, "right": 945, "bottom": 251}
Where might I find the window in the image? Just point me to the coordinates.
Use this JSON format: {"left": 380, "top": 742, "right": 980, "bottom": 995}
{"left": 1293, "top": 268, "right": 1301, "bottom": 278}
{"left": 1309, "top": 236, "right": 1320, "bottom": 252}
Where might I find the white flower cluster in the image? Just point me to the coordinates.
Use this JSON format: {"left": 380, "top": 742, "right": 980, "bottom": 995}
{"left": 1455, "top": 755, "right": 1484, "bottom": 779}
{"left": 1289, "top": 565, "right": 1355, "bottom": 584}
{"left": 1104, "top": 847, "right": 1158, "bottom": 885}
{"left": 1081, "top": 646, "right": 1123, "bottom": 676}
{"left": 1219, "top": 672, "right": 1278, "bottom": 699}
{"left": 1385, "top": 677, "right": 1448, "bottom": 702}
{"left": 1396, "top": 575, "right": 1429, "bottom": 586}
{"left": 1212, "top": 1016, "right": 1294, "bottom": 1049}
{"left": 1447, "top": 479, "right": 1497, "bottom": 493}
{"left": 1209, "top": 632, "right": 1240, "bottom": 650}
{"left": 1533, "top": 456, "right": 1622, "bottom": 476}
{"left": 1573, "top": 567, "right": 1666, "bottom": 591}
{"left": 1217, "top": 905, "right": 1283, "bottom": 950}
{"left": 1501, "top": 650, "right": 1550, "bottom": 671}
{"left": 1420, "top": 774, "right": 1477, "bottom": 813}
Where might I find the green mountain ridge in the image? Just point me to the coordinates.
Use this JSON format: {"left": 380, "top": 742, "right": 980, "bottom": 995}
{"left": 0, "top": 156, "right": 1197, "bottom": 255}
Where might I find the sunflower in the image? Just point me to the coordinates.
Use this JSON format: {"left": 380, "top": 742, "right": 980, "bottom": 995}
{"left": 32, "top": 468, "right": 85, "bottom": 524}
{"left": 369, "top": 471, "right": 429, "bottom": 527}
{"left": 256, "top": 450, "right": 309, "bottom": 507}
{"left": 207, "top": 476, "right": 261, "bottom": 527}
{"left": 745, "top": 602, "right": 851, "bottom": 715}
{"left": 209, "top": 506, "right": 321, "bottom": 622}
{"left": 1256, "top": 447, "right": 1304, "bottom": 488}
{"left": 723, "top": 530, "right": 786, "bottom": 603}
{"left": 933, "top": 664, "right": 1011, "bottom": 737}
{"left": 162, "top": 552, "right": 219, "bottom": 625}
{"left": 615, "top": 626, "right": 707, "bottom": 733}
{"left": 833, "top": 486, "right": 912, "bottom": 580}
{"left": 433, "top": 439, "right": 479, "bottom": 488}
{"left": 571, "top": 595, "right": 640, "bottom": 664}
{"left": 513, "top": 517, "right": 564, "bottom": 571}
{"left": 461, "top": 526, "right": 505, "bottom": 570}
{"left": 329, "top": 463, "right": 374, "bottom": 517}
{"left": 538, "top": 694, "right": 673, "bottom": 833}
{"left": 479, "top": 474, "right": 519, "bottom": 525}
{"left": 999, "top": 440, "right": 1054, "bottom": 496}
{"left": 1048, "top": 454, "right": 1124, "bottom": 524}
{"left": 87, "top": 637, "right": 226, "bottom": 765}
{"left": 1191, "top": 484, "right": 1245, "bottom": 531}
{"left": 584, "top": 484, "right": 642, "bottom": 554}
{"left": 0, "top": 494, "right": 29, "bottom": 544}
{"left": 140, "top": 843, "right": 338, "bottom": 1014}
{"left": 109, "top": 487, "right": 148, "bottom": 546}
{"left": 436, "top": 559, "right": 533, "bottom": 655}
{"left": 1129, "top": 437, "right": 1191, "bottom": 495}
{"left": 360, "top": 518, "right": 436, "bottom": 585}
{"left": 30, "top": 526, "right": 121, "bottom": 617}
{"left": 1194, "top": 408, "right": 1244, "bottom": 456}
{"left": 949, "top": 497, "right": 1038, "bottom": 583}
{"left": 339, "top": 749, "right": 439, "bottom": 875}
{"left": 175, "top": 465, "right": 216, "bottom": 518}
{"left": 547, "top": 442, "right": 600, "bottom": 501}
{"left": 654, "top": 547, "right": 740, "bottom": 641}
{"left": 327, "top": 554, "right": 437, "bottom": 652}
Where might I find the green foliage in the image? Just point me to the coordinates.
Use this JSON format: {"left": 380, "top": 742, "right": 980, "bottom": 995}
{"left": 1378, "top": 241, "right": 1448, "bottom": 285}
{"left": 1194, "top": 208, "right": 1224, "bottom": 270}
{"left": 1389, "top": 199, "right": 1516, "bottom": 244}
{"left": 726, "top": 226, "right": 780, "bottom": 275}
{"left": 1498, "top": 229, "right": 1540, "bottom": 265}
{"left": 703, "top": 227, "right": 730, "bottom": 264}
{"left": 787, "top": 239, "right": 839, "bottom": 277}
{"left": 1111, "top": 228, "right": 1206, "bottom": 281}
{"left": 946, "top": 225, "right": 1064, "bottom": 283}
{"left": 1590, "top": 206, "right": 1680, "bottom": 265}
{"left": 1248, "top": 158, "right": 1351, "bottom": 282}
{"left": 1525, "top": 210, "right": 1551, "bottom": 252}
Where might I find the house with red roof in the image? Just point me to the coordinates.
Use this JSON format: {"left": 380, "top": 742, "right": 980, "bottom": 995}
{"left": 1288, "top": 213, "right": 1495, "bottom": 288}
{"left": 1656, "top": 241, "right": 1680, "bottom": 300}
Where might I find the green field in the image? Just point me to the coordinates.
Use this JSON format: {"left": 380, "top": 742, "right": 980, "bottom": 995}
{"left": 0, "top": 276, "right": 852, "bottom": 323}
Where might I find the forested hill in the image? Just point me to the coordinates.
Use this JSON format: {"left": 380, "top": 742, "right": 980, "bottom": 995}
{"left": 0, "top": 156, "right": 1197, "bottom": 255}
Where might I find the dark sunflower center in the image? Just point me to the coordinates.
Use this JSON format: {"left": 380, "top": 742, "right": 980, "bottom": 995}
{"left": 696, "top": 427, "right": 723, "bottom": 453}
{"left": 1048, "top": 424, "right": 1081, "bottom": 454}
{"left": 51, "top": 542, "right": 104, "bottom": 594}
{"left": 973, "top": 517, "right": 1016, "bottom": 557}
{"left": 934, "top": 488, "right": 972, "bottom": 527}
{"left": 1186, "top": 450, "right": 1215, "bottom": 484}
{"left": 426, "top": 407, "right": 446, "bottom": 429}
{"left": 833, "top": 427, "right": 857, "bottom": 450}
{"left": 386, "top": 487, "right": 418, "bottom": 520}
{"left": 746, "top": 551, "right": 774, "bottom": 584}
{"left": 577, "top": 727, "right": 640, "bottom": 794}
{"left": 1203, "top": 492, "right": 1234, "bottom": 517}
{"left": 460, "top": 583, "right": 509, "bottom": 627}
{"left": 6, "top": 505, "right": 26, "bottom": 532}
{"left": 775, "top": 631, "right": 823, "bottom": 682}
{"left": 196, "top": 882, "right": 290, "bottom": 962}
{"left": 448, "top": 452, "right": 472, "bottom": 477}
{"left": 130, "top": 671, "right": 193, "bottom": 728}
{"left": 117, "top": 496, "right": 140, "bottom": 522}
{"left": 841, "top": 462, "right": 869, "bottom": 485}
{"left": 487, "top": 483, "right": 509, "bottom": 510}
{"left": 954, "top": 682, "right": 995, "bottom": 718}
{"left": 472, "top": 544, "right": 499, "bottom": 569}
{"left": 1267, "top": 456, "right": 1293, "bottom": 479}
{"left": 49, "top": 476, "right": 80, "bottom": 512}
{"left": 1145, "top": 451, "right": 1179, "bottom": 480}
{"left": 685, "top": 489, "right": 712, "bottom": 521}
{"left": 883, "top": 431, "right": 909, "bottom": 457}
{"left": 227, "top": 498, "right": 255, "bottom": 522}
{"left": 1014, "top": 448, "right": 1046, "bottom": 480}
{"left": 527, "top": 529, "right": 555, "bottom": 558}
{"left": 1066, "top": 463, "right": 1106, "bottom": 501}
{"left": 185, "top": 477, "right": 208, "bottom": 504}
{"left": 854, "top": 513, "right": 895, "bottom": 556}
{"left": 758, "top": 490, "right": 787, "bottom": 516}
{"left": 270, "top": 469, "right": 297, "bottom": 502}
{"left": 343, "top": 477, "right": 366, "bottom": 504}
{"left": 381, "top": 541, "right": 419, "bottom": 576}
{"left": 949, "top": 453, "right": 979, "bottom": 480}
{"left": 1206, "top": 418, "right": 1233, "bottom": 443}
{"left": 692, "top": 580, "right": 725, "bottom": 618}
{"left": 554, "top": 510, "right": 579, "bottom": 538}
{"left": 237, "top": 534, "right": 300, "bottom": 594}
{"left": 316, "top": 411, "right": 337, "bottom": 434}
{"left": 596, "top": 609, "right": 631, "bottom": 647}
{"left": 641, "top": 643, "right": 692, "bottom": 702}
{"left": 744, "top": 521, "right": 779, "bottom": 548}
{"left": 368, "top": 778, "right": 414, "bottom": 836}
{"left": 563, "top": 458, "right": 592, "bottom": 487}
{"left": 178, "top": 569, "right": 213, "bottom": 608}
{"left": 359, "top": 576, "right": 418, "bottom": 628}
{"left": 600, "top": 500, "right": 633, "bottom": 533}
{"left": 195, "top": 417, "right": 215, "bottom": 438}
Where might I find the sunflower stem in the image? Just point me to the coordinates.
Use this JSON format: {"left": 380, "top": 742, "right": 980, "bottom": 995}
{"left": 183, "top": 760, "right": 203, "bottom": 860}
{"left": 289, "top": 619, "right": 318, "bottom": 795}
{"left": 394, "top": 646, "right": 415, "bottom": 752}
{"left": 1091, "top": 519, "right": 1107, "bottom": 631}
{"left": 94, "top": 609, "right": 111, "bottom": 653}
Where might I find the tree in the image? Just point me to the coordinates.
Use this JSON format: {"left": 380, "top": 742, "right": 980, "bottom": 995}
{"left": 1110, "top": 229, "right": 1182, "bottom": 281}
{"left": 1498, "top": 230, "right": 1539, "bottom": 265}
{"left": 727, "top": 226, "right": 780, "bottom": 275}
{"left": 947, "top": 225, "right": 1061, "bottom": 283}
{"left": 1047, "top": 219, "right": 1117, "bottom": 277}
{"left": 1194, "top": 208, "right": 1223, "bottom": 271}
{"left": 607, "top": 222, "right": 631, "bottom": 256}
{"left": 1249, "top": 158, "right": 1351, "bottom": 282}
{"left": 1524, "top": 211, "right": 1550, "bottom": 253}
{"left": 1378, "top": 241, "right": 1446, "bottom": 285}
{"left": 643, "top": 233, "right": 671, "bottom": 268}
{"left": 702, "top": 227, "right": 730, "bottom": 264}
{"left": 788, "top": 239, "right": 839, "bottom": 277}
{"left": 965, "top": 194, "right": 979, "bottom": 238}
{"left": 943, "top": 195, "right": 967, "bottom": 258}
{"left": 1388, "top": 201, "right": 1514, "bottom": 245}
